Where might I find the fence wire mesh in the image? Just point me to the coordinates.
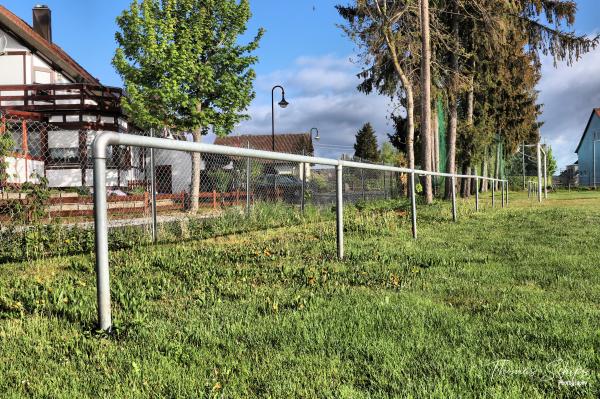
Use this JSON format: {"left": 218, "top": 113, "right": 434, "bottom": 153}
{"left": 0, "top": 113, "right": 406, "bottom": 229}
{"left": 1, "top": 112, "right": 511, "bottom": 264}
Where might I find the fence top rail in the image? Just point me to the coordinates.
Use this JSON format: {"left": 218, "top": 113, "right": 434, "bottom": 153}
{"left": 93, "top": 132, "right": 507, "bottom": 183}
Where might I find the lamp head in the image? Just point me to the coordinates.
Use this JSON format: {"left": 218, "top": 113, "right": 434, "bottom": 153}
{"left": 310, "top": 127, "right": 319, "bottom": 141}
{"left": 278, "top": 96, "right": 289, "bottom": 109}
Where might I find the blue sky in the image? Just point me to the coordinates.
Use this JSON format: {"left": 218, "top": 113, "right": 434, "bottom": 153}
{"left": 3, "top": 0, "right": 600, "bottom": 169}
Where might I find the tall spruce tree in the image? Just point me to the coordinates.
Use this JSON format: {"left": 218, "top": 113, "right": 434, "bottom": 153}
{"left": 354, "top": 122, "right": 379, "bottom": 162}
{"left": 113, "top": 0, "right": 263, "bottom": 212}
{"left": 337, "top": 1, "right": 421, "bottom": 172}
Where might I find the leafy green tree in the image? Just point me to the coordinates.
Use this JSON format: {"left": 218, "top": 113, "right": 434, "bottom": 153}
{"left": 545, "top": 145, "right": 557, "bottom": 177}
{"left": 354, "top": 123, "right": 379, "bottom": 162}
{"left": 0, "top": 124, "right": 15, "bottom": 186}
{"left": 113, "top": 0, "right": 263, "bottom": 212}
{"left": 380, "top": 142, "right": 397, "bottom": 165}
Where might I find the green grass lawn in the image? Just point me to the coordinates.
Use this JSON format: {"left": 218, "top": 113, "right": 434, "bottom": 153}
{"left": 1, "top": 190, "right": 599, "bottom": 398}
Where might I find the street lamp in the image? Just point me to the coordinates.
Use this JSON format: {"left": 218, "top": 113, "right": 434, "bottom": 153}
{"left": 309, "top": 127, "right": 320, "bottom": 141}
{"left": 271, "top": 85, "right": 288, "bottom": 152}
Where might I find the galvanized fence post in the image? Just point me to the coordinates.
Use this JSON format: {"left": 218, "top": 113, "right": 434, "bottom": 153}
{"left": 501, "top": 181, "right": 505, "bottom": 208}
{"left": 382, "top": 162, "right": 387, "bottom": 200}
{"left": 93, "top": 144, "right": 111, "bottom": 331}
{"left": 149, "top": 128, "right": 157, "bottom": 244}
{"left": 492, "top": 180, "right": 496, "bottom": 208}
{"left": 301, "top": 149, "right": 306, "bottom": 214}
{"left": 451, "top": 176, "right": 457, "bottom": 222}
{"left": 475, "top": 177, "right": 480, "bottom": 211}
{"left": 246, "top": 142, "right": 251, "bottom": 217}
{"left": 410, "top": 172, "right": 417, "bottom": 239}
{"left": 336, "top": 164, "right": 344, "bottom": 260}
{"left": 543, "top": 151, "right": 548, "bottom": 200}
{"left": 505, "top": 181, "right": 509, "bottom": 206}
{"left": 360, "top": 160, "right": 365, "bottom": 201}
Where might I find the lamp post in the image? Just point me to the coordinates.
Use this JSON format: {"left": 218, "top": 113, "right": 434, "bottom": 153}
{"left": 271, "top": 85, "right": 288, "bottom": 152}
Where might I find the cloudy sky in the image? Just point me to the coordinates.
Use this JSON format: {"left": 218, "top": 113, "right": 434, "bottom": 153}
{"left": 3, "top": 0, "right": 599, "bottom": 169}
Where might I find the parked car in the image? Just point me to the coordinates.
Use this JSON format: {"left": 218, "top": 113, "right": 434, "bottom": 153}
{"left": 255, "top": 174, "right": 306, "bottom": 203}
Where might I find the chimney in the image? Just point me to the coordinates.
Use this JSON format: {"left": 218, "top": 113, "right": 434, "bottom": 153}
{"left": 32, "top": 5, "right": 52, "bottom": 43}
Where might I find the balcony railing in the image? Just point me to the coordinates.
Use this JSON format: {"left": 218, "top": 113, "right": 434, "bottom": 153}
{"left": 0, "top": 83, "right": 122, "bottom": 114}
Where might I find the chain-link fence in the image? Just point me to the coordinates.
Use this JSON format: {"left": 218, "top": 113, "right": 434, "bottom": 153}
{"left": 0, "top": 113, "right": 407, "bottom": 230}
{"left": 1, "top": 112, "right": 511, "bottom": 268}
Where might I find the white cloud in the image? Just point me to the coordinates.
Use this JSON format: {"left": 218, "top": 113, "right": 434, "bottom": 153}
{"left": 205, "top": 47, "right": 600, "bottom": 171}
{"left": 538, "top": 45, "right": 600, "bottom": 170}
{"left": 225, "top": 54, "right": 394, "bottom": 159}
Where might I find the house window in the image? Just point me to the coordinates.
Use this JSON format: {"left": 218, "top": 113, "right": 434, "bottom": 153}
{"left": 27, "top": 126, "right": 42, "bottom": 158}
{"left": 10, "top": 128, "right": 23, "bottom": 153}
{"left": 49, "top": 147, "right": 79, "bottom": 164}
{"left": 47, "top": 130, "right": 79, "bottom": 165}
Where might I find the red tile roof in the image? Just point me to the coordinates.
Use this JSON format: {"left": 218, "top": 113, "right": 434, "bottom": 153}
{"left": 0, "top": 5, "right": 99, "bottom": 84}
{"left": 214, "top": 133, "right": 314, "bottom": 155}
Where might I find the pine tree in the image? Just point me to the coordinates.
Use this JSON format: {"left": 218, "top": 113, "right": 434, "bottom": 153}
{"left": 354, "top": 123, "right": 379, "bottom": 162}
{"left": 387, "top": 114, "right": 408, "bottom": 154}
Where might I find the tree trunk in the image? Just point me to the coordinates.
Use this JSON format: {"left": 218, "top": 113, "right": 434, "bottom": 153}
{"left": 433, "top": 103, "right": 439, "bottom": 173}
{"left": 406, "top": 87, "right": 416, "bottom": 199}
{"left": 481, "top": 156, "right": 488, "bottom": 192}
{"left": 190, "top": 104, "right": 202, "bottom": 213}
{"left": 461, "top": 165, "right": 471, "bottom": 198}
{"left": 381, "top": 29, "right": 415, "bottom": 198}
{"left": 495, "top": 140, "right": 501, "bottom": 191}
{"left": 445, "top": 15, "right": 459, "bottom": 200}
{"left": 467, "top": 76, "right": 474, "bottom": 125}
{"left": 462, "top": 78, "right": 474, "bottom": 199}
{"left": 420, "top": 0, "right": 433, "bottom": 204}
{"left": 432, "top": 103, "right": 439, "bottom": 196}
{"left": 445, "top": 99, "right": 458, "bottom": 200}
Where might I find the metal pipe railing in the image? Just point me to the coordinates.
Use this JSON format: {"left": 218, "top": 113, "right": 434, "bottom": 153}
{"left": 92, "top": 132, "right": 508, "bottom": 331}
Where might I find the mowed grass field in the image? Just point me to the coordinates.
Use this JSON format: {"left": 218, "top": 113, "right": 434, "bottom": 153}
{"left": 1, "top": 190, "right": 599, "bottom": 398}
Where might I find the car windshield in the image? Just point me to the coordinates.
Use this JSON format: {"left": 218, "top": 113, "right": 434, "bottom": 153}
{"left": 276, "top": 176, "right": 296, "bottom": 183}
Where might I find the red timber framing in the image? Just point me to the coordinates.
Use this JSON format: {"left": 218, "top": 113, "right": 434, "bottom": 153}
{"left": 0, "top": 110, "right": 48, "bottom": 161}
{"left": 0, "top": 83, "right": 124, "bottom": 131}
{"left": 0, "top": 111, "right": 48, "bottom": 188}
